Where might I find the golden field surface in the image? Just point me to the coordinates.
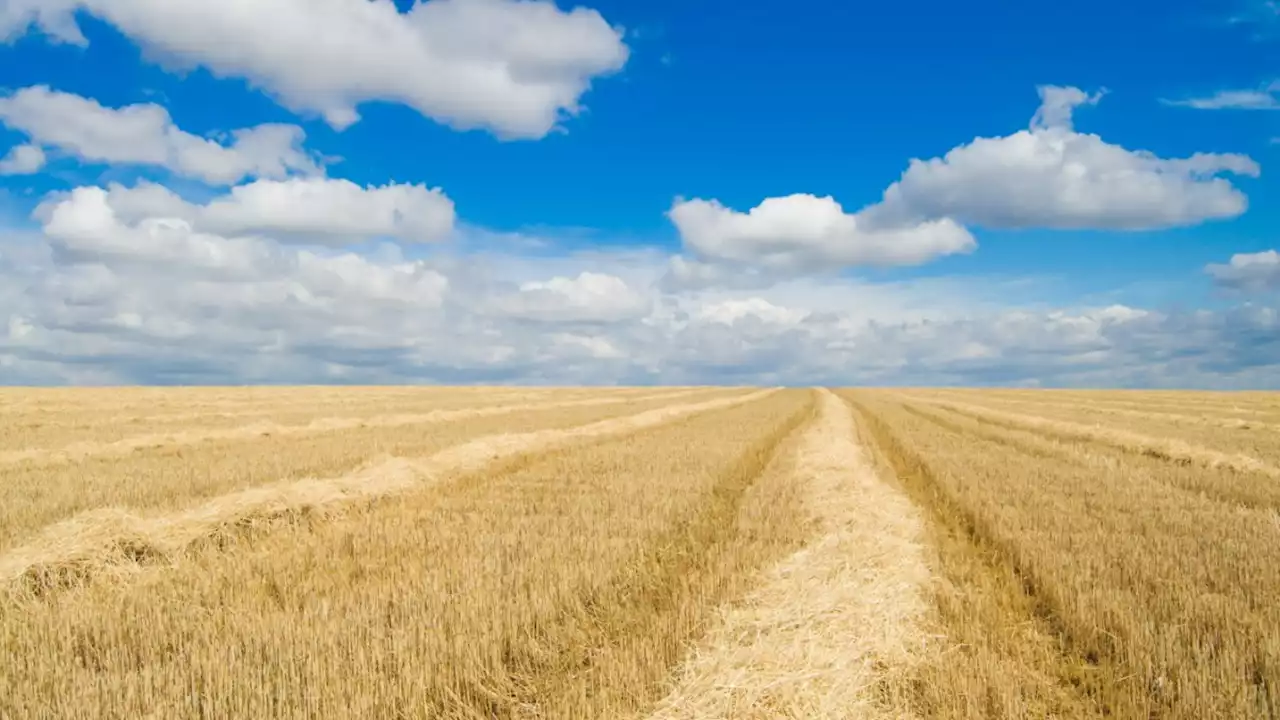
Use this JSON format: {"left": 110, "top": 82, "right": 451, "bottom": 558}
{"left": 1, "top": 386, "right": 1279, "bottom": 719}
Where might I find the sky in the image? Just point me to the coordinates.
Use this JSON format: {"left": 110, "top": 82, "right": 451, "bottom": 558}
{"left": 0, "top": 0, "right": 1276, "bottom": 388}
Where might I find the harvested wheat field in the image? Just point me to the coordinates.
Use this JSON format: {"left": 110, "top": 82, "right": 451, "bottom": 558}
{"left": 2, "top": 386, "right": 1280, "bottom": 719}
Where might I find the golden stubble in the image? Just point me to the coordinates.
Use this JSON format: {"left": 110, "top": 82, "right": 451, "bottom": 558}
{"left": 900, "top": 393, "right": 1280, "bottom": 478}
{"left": 846, "top": 389, "right": 1280, "bottom": 719}
{"left": 0, "top": 387, "right": 711, "bottom": 466}
{"left": 2, "top": 389, "right": 816, "bottom": 719}
{"left": 0, "top": 388, "right": 774, "bottom": 596}
{"left": 6, "top": 384, "right": 1276, "bottom": 720}
{"left": 0, "top": 388, "right": 733, "bottom": 552}
{"left": 900, "top": 389, "right": 1280, "bottom": 464}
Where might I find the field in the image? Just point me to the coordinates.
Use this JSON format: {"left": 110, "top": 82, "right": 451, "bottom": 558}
{"left": 2, "top": 386, "right": 1279, "bottom": 719}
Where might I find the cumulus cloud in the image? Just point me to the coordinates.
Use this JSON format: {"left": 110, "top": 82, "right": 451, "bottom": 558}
{"left": 870, "top": 85, "right": 1260, "bottom": 230}
{"left": 38, "top": 178, "right": 457, "bottom": 246}
{"left": 667, "top": 194, "right": 976, "bottom": 274}
{"left": 666, "top": 86, "right": 1258, "bottom": 283}
{"left": 0, "top": 143, "right": 44, "bottom": 174}
{"left": 697, "top": 297, "right": 810, "bottom": 327}
{"left": 0, "top": 65, "right": 1269, "bottom": 388}
{"left": 0, "top": 85, "right": 319, "bottom": 184}
{"left": 1206, "top": 250, "right": 1280, "bottom": 291}
{"left": 4, "top": 192, "right": 1276, "bottom": 389}
{"left": 499, "top": 271, "right": 651, "bottom": 323}
{"left": 199, "top": 178, "right": 456, "bottom": 244}
{"left": 2, "top": 195, "right": 452, "bottom": 386}
{"left": 41, "top": 186, "right": 278, "bottom": 279}
{"left": 0, "top": 0, "right": 629, "bottom": 138}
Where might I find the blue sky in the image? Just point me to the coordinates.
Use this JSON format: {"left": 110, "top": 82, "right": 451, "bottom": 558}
{"left": 0, "top": 0, "right": 1276, "bottom": 387}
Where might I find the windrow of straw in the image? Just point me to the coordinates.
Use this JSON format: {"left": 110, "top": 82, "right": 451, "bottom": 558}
{"left": 647, "top": 389, "right": 934, "bottom": 719}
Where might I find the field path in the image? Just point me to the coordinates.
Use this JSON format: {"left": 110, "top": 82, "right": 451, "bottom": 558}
{"left": 1, "top": 388, "right": 777, "bottom": 597}
{"left": 647, "top": 389, "right": 933, "bottom": 719}
{"left": 0, "top": 388, "right": 708, "bottom": 469}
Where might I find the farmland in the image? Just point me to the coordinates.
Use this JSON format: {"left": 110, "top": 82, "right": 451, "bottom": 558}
{"left": 2, "top": 387, "right": 1279, "bottom": 719}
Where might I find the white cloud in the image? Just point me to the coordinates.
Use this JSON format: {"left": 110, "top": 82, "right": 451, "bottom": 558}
{"left": 870, "top": 85, "right": 1260, "bottom": 230}
{"left": 1206, "top": 250, "right": 1280, "bottom": 291}
{"left": 0, "top": 85, "right": 319, "bottom": 184}
{"left": 199, "top": 178, "right": 456, "bottom": 244}
{"left": 662, "top": 255, "right": 776, "bottom": 292}
{"left": 41, "top": 186, "right": 281, "bottom": 279}
{"left": 1162, "top": 81, "right": 1280, "bottom": 110}
{"left": 38, "top": 178, "right": 457, "bottom": 246}
{"left": 499, "top": 271, "right": 650, "bottom": 323}
{"left": 1030, "top": 85, "right": 1105, "bottom": 130}
{"left": 668, "top": 194, "right": 976, "bottom": 273}
{"left": 549, "top": 333, "right": 625, "bottom": 360}
{"left": 4, "top": 187, "right": 453, "bottom": 385}
{"left": 697, "top": 297, "right": 810, "bottom": 326}
{"left": 0, "top": 143, "right": 44, "bottom": 174}
{"left": 1, "top": 0, "right": 629, "bottom": 138}
{"left": 664, "top": 85, "right": 1258, "bottom": 283}
{"left": 2, "top": 206, "right": 1277, "bottom": 387}
{"left": 20, "top": 184, "right": 454, "bottom": 373}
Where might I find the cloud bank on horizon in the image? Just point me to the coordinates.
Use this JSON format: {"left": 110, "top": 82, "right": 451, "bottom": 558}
{"left": 0, "top": 0, "right": 1276, "bottom": 388}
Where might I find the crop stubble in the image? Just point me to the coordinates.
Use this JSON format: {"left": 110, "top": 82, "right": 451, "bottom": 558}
{"left": 0, "top": 387, "right": 726, "bottom": 553}
{"left": 899, "top": 390, "right": 1280, "bottom": 466}
{"left": 2, "top": 387, "right": 824, "bottom": 719}
{"left": 0, "top": 387, "right": 558, "bottom": 452}
{"left": 846, "top": 389, "right": 1280, "bottom": 719}
{"left": 5, "top": 384, "right": 1277, "bottom": 720}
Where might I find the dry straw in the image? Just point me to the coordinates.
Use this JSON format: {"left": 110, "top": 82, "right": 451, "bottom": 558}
{"left": 648, "top": 389, "right": 933, "bottom": 720}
